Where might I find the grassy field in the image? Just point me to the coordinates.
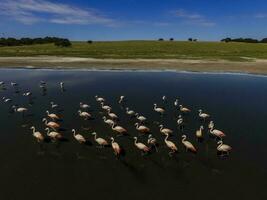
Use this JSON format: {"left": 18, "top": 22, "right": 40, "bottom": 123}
{"left": 1, "top": 41, "right": 267, "bottom": 61}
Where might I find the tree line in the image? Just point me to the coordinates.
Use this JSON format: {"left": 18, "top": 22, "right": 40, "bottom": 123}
{"left": 221, "top": 37, "right": 267, "bottom": 43}
{"left": 0, "top": 37, "right": 71, "bottom": 47}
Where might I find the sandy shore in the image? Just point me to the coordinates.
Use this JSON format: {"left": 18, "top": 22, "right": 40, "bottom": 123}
{"left": 1, "top": 56, "right": 267, "bottom": 74}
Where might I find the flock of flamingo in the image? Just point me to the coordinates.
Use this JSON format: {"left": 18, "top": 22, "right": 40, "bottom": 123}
{"left": 0, "top": 80, "right": 232, "bottom": 158}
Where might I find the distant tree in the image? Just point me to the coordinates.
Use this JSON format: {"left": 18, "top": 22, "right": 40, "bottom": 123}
{"left": 158, "top": 38, "right": 164, "bottom": 41}
{"left": 169, "top": 38, "right": 174, "bottom": 41}
{"left": 87, "top": 40, "right": 93, "bottom": 44}
{"left": 221, "top": 38, "right": 232, "bottom": 43}
{"left": 261, "top": 38, "right": 267, "bottom": 43}
{"left": 188, "top": 38, "right": 193, "bottom": 42}
{"left": 54, "top": 39, "right": 72, "bottom": 47}
{"left": 193, "top": 39, "right": 198, "bottom": 42}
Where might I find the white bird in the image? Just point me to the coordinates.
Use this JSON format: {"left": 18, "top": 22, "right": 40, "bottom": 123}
{"left": 179, "top": 105, "right": 191, "bottom": 113}
{"left": 107, "top": 108, "right": 118, "bottom": 120}
{"left": 181, "top": 135, "right": 197, "bottom": 153}
{"left": 217, "top": 140, "right": 232, "bottom": 155}
{"left": 110, "top": 137, "right": 121, "bottom": 156}
{"left": 11, "top": 82, "right": 18, "bottom": 87}
{"left": 72, "top": 129, "right": 86, "bottom": 143}
{"left": 164, "top": 134, "right": 177, "bottom": 156}
{"left": 50, "top": 102, "right": 59, "bottom": 109}
{"left": 118, "top": 96, "right": 125, "bottom": 104}
{"left": 60, "top": 82, "right": 64, "bottom": 89}
{"left": 126, "top": 107, "right": 135, "bottom": 116}
{"left": 78, "top": 110, "right": 91, "bottom": 120}
{"left": 199, "top": 109, "right": 210, "bottom": 120}
{"left": 135, "top": 113, "right": 146, "bottom": 122}
{"left": 3, "top": 97, "right": 12, "bottom": 103}
{"left": 133, "top": 137, "right": 150, "bottom": 155}
{"left": 95, "top": 95, "right": 105, "bottom": 102}
{"left": 0, "top": 81, "right": 5, "bottom": 86}
{"left": 103, "top": 116, "right": 115, "bottom": 126}
{"left": 30, "top": 126, "right": 44, "bottom": 143}
{"left": 111, "top": 122, "right": 127, "bottom": 135}
{"left": 80, "top": 102, "right": 90, "bottom": 109}
{"left": 147, "top": 134, "right": 158, "bottom": 152}
{"left": 45, "top": 128, "right": 62, "bottom": 141}
{"left": 42, "top": 118, "right": 60, "bottom": 131}
{"left": 174, "top": 99, "right": 179, "bottom": 107}
{"left": 135, "top": 123, "right": 150, "bottom": 133}
{"left": 101, "top": 102, "right": 111, "bottom": 111}
{"left": 92, "top": 132, "right": 108, "bottom": 147}
{"left": 196, "top": 125, "right": 204, "bottom": 140}
{"left": 46, "top": 110, "right": 60, "bottom": 121}
{"left": 23, "top": 92, "right": 32, "bottom": 97}
{"left": 159, "top": 124, "right": 173, "bottom": 136}
{"left": 153, "top": 103, "right": 165, "bottom": 115}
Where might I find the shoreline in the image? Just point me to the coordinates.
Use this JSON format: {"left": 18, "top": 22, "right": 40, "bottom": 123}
{"left": 1, "top": 56, "right": 267, "bottom": 75}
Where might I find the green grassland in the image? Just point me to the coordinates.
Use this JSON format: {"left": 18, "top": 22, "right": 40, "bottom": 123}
{"left": 1, "top": 41, "right": 267, "bottom": 61}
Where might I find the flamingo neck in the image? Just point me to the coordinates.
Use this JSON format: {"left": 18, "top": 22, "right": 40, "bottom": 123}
{"left": 72, "top": 130, "right": 76, "bottom": 137}
{"left": 112, "top": 123, "right": 115, "bottom": 129}
{"left": 165, "top": 134, "right": 169, "bottom": 142}
{"left": 134, "top": 138, "right": 137, "bottom": 145}
{"left": 46, "top": 129, "right": 50, "bottom": 136}
{"left": 182, "top": 136, "right": 186, "bottom": 142}
{"left": 32, "top": 127, "right": 35, "bottom": 134}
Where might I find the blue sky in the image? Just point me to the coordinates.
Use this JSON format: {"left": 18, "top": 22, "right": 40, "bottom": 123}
{"left": 0, "top": 0, "right": 267, "bottom": 41}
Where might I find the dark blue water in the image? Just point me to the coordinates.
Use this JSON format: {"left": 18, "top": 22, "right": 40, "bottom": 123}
{"left": 0, "top": 69, "right": 266, "bottom": 200}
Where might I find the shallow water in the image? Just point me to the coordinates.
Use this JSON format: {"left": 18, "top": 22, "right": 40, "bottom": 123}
{"left": 0, "top": 69, "right": 266, "bottom": 200}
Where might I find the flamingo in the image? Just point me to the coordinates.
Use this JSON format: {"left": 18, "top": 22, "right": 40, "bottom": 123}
{"left": 181, "top": 135, "right": 197, "bottom": 153}
{"left": 153, "top": 103, "right": 165, "bottom": 115}
{"left": 103, "top": 116, "right": 115, "bottom": 126}
{"left": 80, "top": 102, "right": 90, "bottom": 109}
{"left": 199, "top": 109, "right": 210, "bottom": 120}
{"left": 72, "top": 129, "right": 86, "bottom": 143}
{"left": 11, "top": 82, "right": 18, "bottom": 87}
{"left": 177, "top": 115, "right": 183, "bottom": 126}
{"left": 110, "top": 137, "right": 121, "bottom": 156}
{"left": 162, "top": 95, "right": 167, "bottom": 103}
{"left": 135, "top": 113, "right": 146, "bottom": 122}
{"left": 92, "top": 132, "right": 108, "bottom": 147}
{"left": 78, "top": 110, "right": 91, "bottom": 120}
{"left": 164, "top": 134, "right": 177, "bottom": 156}
{"left": 148, "top": 134, "right": 158, "bottom": 152}
{"left": 174, "top": 99, "right": 179, "bottom": 107}
{"left": 210, "top": 127, "right": 226, "bottom": 139}
{"left": 30, "top": 126, "right": 44, "bottom": 143}
{"left": 196, "top": 126, "right": 204, "bottom": 140}
{"left": 133, "top": 137, "right": 150, "bottom": 155}
{"left": 60, "top": 82, "right": 64, "bottom": 90}
{"left": 45, "top": 128, "right": 62, "bottom": 141}
{"left": 13, "top": 106, "right": 28, "bottom": 116}
{"left": 135, "top": 123, "right": 150, "bottom": 133}
{"left": 179, "top": 105, "right": 191, "bottom": 113}
{"left": 3, "top": 97, "right": 12, "bottom": 103}
{"left": 107, "top": 108, "right": 118, "bottom": 120}
{"left": 126, "top": 107, "right": 135, "bottom": 116}
{"left": 46, "top": 110, "right": 60, "bottom": 121}
{"left": 101, "top": 102, "right": 111, "bottom": 111}
{"left": 42, "top": 118, "right": 60, "bottom": 131}
{"left": 118, "top": 96, "right": 125, "bottom": 104}
{"left": 50, "top": 102, "right": 59, "bottom": 109}
{"left": 95, "top": 95, "right": 105, "bottom": 103}
{"left": 23, "top": 92, "right": 32, "bottom": 97}
{"left": 208, "top": 121, "right": 214, "bottom": 129}
{"left": 111, "top": 122, "right": 127, "bottom": 135}
{"left": 159, "top": 124, "right": 173, "bottom": 136}
{"left": 217, "top": 140, "right": 232, "bottom": 156}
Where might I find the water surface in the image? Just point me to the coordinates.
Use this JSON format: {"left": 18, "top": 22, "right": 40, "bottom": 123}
{"left": 0, "top": 69, "right": 266, "bottom": 200}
